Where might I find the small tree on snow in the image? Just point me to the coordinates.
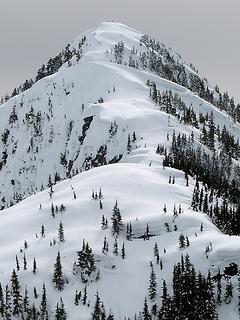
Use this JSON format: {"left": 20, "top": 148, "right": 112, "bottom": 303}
{"left": 58, "top": 221, "right": 65, "bottom": 242}
{"left": 148, "top": 266, "right": 157, "bottom": 301}
{"left": 52, "top": 252, "right": 64, "bottom": 291}
{"left": 111, "top": 200, "right": 123, "bottom": 236}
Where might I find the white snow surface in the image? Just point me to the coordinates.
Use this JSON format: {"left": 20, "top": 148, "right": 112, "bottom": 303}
{"left": 0, "top": 21, "right": 240, "bottom": 319}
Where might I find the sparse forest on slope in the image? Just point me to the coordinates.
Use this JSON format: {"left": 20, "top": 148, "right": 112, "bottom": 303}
{"left": 0, "top": 22, "right": 240, "bottom": 320}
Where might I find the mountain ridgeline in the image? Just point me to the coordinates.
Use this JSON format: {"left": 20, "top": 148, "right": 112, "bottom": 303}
{"left": 0, "top": 22, "right": 240, "bottom": 320}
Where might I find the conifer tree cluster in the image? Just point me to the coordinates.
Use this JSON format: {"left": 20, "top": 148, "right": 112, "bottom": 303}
{"left": 140, "top": 35, "right": 240, "bottom": 123}
{"left": 162, "top": 131, "right": 240, "bottom": 235}
{"left": 111, "top": 200, "right": 123, "bottom": 236}
{"left": 1, "top": 37, "right": 87, "bottom": 104}
{"left": 74, "top": 240, "right": 96, "bottom": 283}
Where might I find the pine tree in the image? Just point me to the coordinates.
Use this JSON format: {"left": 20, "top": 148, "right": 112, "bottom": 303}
{"left": 111, "top": 200, "right": 123, "bottom": 236}
{"left": 41, "top": 225, "right": 45, "bottom": 237}
{"left": 16, "top": 255, "right": 20, "bottom": 271}
{"left": 126, "top": 222, "right": 133, "bottom": 240}
{"left": 142, "top": 298, "right": 151, "bottom": 320}
{"left": 76, "top": 240, "right": 96, "bottom": 283}
{"left": 5, "top": 285, "right": 11, "bottom": 320}
{"left": 216, "top": 271, "right": 222, "bottom": 305}
{"left": 23, "top": 252, "right": 27, "bottom": 270}
{"left": 145, "top": 223, "right": 150, "bottom": 240}
{"left": 102, "top": 236, "right": 108, "bottom": 253}
{"left": 33, "top": 257, "right": 37, "bottom": 275}
{"left": 178, "top": 234, "right": 186, "bottom": 249}
{"left": 101, "top": 215, "right": 107, "bottom": 229}
{"left": 92, "top": 292, "right": 102, "bottom": 320}
{"left": 127, "top": 134, "right": 131, "bottom": 153}
{"left": 82, "top": 285, "right": 87, "bottom": 305}
{"left": 113, "top": 238, "right": 118, "bottom": 256}
{"left": 58, "top": 221, "right": 65, "bottom": 242}
{"left": 224, "top": 280, "right": 233, "bottom": 304}
{"left": 33, "top": 286, "right": 38, "bottom": 299}
{"left": 40, "top": 283, "right": 48, "bottom": 320}
{"left": 160, "top": 259, "right": 163, "bottom": 270}
{"left": 23, "top": 287, "right": 30, "bottom": 313}
{"left": 148, "top": 267, "right": 157, "bottom": 301}
{"left": 55, "top": 298, "right": 66, "bottom": 320}
{"left": 11, "top": 269, "right": 22, "bottom": 316}
{"left": 51, "top": 203, "right": 55, "bottom": 217}
{"left": 24, "top": 240, "right": 28, "bottom": 249}
{"left": 52, "top": 252, "right": 64, "bottom": 291}
{"left": 99, "top": 188, "right": 103, "bottom": 199}
{"left": 160, "top": 280, "right": 172, "bottom": 319}
{"left": 74, "top": 290, "right": 79, "bottom": 306}
{"left": 0, "top": 283, "right": 4, "bottom": 317}
{"left": 121, "top": 242, "right": 126, "bottom": 259}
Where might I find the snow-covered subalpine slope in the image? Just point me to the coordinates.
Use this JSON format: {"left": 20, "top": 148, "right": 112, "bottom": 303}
{"left": 0, "top": 22, "right": 240, "bottom": 319}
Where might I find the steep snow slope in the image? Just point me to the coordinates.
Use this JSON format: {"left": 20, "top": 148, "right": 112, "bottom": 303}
{"left": 0, "top": 22, "right": 240, "bottom": 319}
{"left": 1, "top": 162, "right": 240, "bottom": 319}
{"left": 0, "top": 21, "right": 239, "bottom": 209}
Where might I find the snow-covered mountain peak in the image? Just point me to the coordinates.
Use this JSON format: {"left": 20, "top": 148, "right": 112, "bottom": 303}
{"left": 0, "top": 22, "right": 240, "bottom": 319}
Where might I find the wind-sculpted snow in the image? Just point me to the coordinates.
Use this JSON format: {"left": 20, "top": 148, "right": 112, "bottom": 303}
{"left": 0, "top": 162, "right": 240, "bottom": 319}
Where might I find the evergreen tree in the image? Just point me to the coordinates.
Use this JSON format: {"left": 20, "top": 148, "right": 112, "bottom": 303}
{"left": 5, "top": 285, "right": 12, "bottom": 320}
{"left": 41, "top": 225, "right": 45, "bottom": 237}
{"left": 148, "top": 267, "right": 157, "bottom": 301}
{"left": 11, "top": 269, "right": 22, "bottom": 316}
{"left": 102, "top": 236, "right": 108, "bottom": 253}
{"left": 51, "top": 203, "right": 55, "bottom": 218}
{"left": 23, "top": 252, "right": 27, "bottom": 270}
{"left": 40, "top": 283, "right": 48, "bottom": 320}
{"left": 142, "top": 298, "right": 151, "bottom": 320}
{"left": 126, "top": 222, "right": 133, "bottom": 240}
{"left": 178, "top": 234, "right": 186, "bottom": 249}
{"left": 111, "top": 201, "right": 123, "bottom": 235}
{"left": 76, "top": 240, "right": 96, "bottom": 283}
{"left": 121, "top": 242, "right": 126, "bottom": 259}
{"left": 58, "top": 221, "right": 65, "bottom": 242}
{"left": 33, "top": 257, "right": 37, "bottom": 275}
{"left": 0, "top": 283, "right": 4, "bottom": 317}
{"left": 92, "top": 292, "right": 102, "bottom": 320}
{"left": 113, "top": 238, "right": 118, "bottom": 256}
{"left": 160, "top": 279, "right": 174, "bottom": 319}
{"left": 52, "top": 252, "right": 64, "bottom": 291}
{"left": 55, "top": 298, "right": 66, "bottom": 320}
{"left": 16, "top": 255, "right": 20, "bottom": 271}
{"left": 82, "top": 285, "right": 87, "bottom": 305}
{"left": 23, "top": 287, "right": 30, "bottom": 313}
{"left": 33, "top": 286, "right": 38, "bottom": 299}
{"left": 224, "top": 280, "right": 233, "bottom": 304}
{"left": 216, "top": 271, "right": 222, "bottom": 305}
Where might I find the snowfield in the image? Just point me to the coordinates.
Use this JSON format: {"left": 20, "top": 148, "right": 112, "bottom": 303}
{"left": 1, "top": 162, "right": 240, "bottom": 319}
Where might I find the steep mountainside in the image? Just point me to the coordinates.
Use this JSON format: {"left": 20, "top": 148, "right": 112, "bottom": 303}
{"left": 0, "top": 22, "right": 240, "bottom": 320}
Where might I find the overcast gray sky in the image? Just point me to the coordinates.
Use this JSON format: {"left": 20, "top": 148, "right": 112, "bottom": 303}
{"left": 0, "top": 0, "right": 239, "bottom": 102}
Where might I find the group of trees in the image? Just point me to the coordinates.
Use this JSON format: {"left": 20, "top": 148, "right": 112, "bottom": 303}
{"left": 139, "top": 254, "right": 240, "bottom": 320}
{"left": 0, "top": 274, "right": 59, "bottom": 319}
{"left": 1, "top": 37, "right": 86, "bottom": 105}
{"left": 162, "top": 131, "right": 240, "bottom": 235}
{"left": 149, "top": 81, "right": 240, "bottom": 159}
{"left": 74, "top": 240, "right": 97, "bottom": 283}
{"left": 140, "top": 34, "right": 240, "bottom": 123}
{"left": 147, "top": 79, "right": 240, "bottom": 235}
